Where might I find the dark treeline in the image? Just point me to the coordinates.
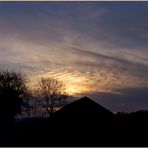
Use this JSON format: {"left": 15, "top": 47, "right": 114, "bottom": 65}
{"left": 0, "top": 70, "right": 148, "bottom": 146}
{"left": 0, "top": 70, "right": 68, "bottom": 120}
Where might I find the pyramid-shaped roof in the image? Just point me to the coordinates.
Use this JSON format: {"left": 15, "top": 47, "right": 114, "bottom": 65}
{"left": 46, "top": 97, "right": 116, "bottom": 145}
{"left": 50, "top": 96, "right": 114, "bottom": 121}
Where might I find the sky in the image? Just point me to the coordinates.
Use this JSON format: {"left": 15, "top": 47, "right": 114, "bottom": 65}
{"left": 0, "top": 1, "right": 148, "bottom": 112}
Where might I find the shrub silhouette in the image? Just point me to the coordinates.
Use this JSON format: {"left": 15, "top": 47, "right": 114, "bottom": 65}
{"left": 0, "top": 71, "right": 28, "bottom": 124}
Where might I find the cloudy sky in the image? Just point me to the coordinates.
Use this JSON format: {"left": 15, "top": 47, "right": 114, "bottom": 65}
{"left": 0, "top": 2, "right": 148, "bottom": 112}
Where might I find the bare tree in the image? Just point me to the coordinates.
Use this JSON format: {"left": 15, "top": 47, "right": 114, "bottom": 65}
{"left": 21, "top": 86, "right": 47, "bottom": 118}
{"left": 21, "top": 89, "right": 35, "bottom": 118}
{"left": 38, "top": 77, "right": 68, "bottom": 116}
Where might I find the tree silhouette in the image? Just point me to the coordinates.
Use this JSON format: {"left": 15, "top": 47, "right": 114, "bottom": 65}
{"left": 21, "top": 89, "right": 34, "bottom": 117}
{"left": 37, "top": 77, "right": 68, "bottom": 116}
{"left": 0, "top": 71, "right": 28, "bottom": 124}
{"left": 22, "top": 89, "right": 44, "bottom": 117}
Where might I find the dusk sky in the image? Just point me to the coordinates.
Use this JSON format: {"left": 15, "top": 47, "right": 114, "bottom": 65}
{"left": 0, "top": 2, "right": 148, "bottom": 112}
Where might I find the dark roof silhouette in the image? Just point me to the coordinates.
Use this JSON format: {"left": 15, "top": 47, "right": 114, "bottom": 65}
{"left": 47, "top": 96, "right": 115, "bottom": 146}
{"left": 50, "top": 96, "right": 114, "bottom": 121}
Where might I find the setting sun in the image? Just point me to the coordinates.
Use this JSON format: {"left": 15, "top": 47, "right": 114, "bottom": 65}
{"left": 65, "top": 85, "right": 80, "bottom": 95}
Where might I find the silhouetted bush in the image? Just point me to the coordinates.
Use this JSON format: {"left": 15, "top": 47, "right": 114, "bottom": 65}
{"left": 0, "top": 71, "right": 28, "bottom": 124}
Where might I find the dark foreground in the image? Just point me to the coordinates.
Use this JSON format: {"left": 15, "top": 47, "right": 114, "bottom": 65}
{"left": 0, "top": 97, "right": 148, "bottom": 146}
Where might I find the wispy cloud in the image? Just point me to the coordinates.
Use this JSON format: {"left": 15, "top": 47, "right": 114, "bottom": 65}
{"left": 0, "top": 2, "right": 148, "bottom": 111}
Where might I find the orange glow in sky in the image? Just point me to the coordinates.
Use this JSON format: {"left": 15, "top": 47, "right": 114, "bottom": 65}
{"left": 29, "top": 68, "right": 125, "bottom": 96}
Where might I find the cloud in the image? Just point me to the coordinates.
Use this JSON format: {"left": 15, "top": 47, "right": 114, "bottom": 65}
{"left": 85, "top": 86, "right": 148, "bottom": 112}
{"left": 0, "top": 2, "right": 148, "bottom": 111}
{"left": 0, "top": 2, "right": 148, "bottom": 51}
